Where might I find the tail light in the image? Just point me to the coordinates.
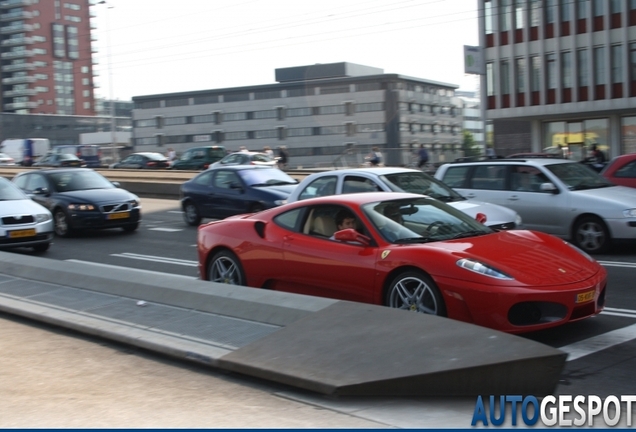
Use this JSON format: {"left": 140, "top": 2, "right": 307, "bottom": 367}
{"left": 146, "top": 161, "right": 157, "bottom": 167}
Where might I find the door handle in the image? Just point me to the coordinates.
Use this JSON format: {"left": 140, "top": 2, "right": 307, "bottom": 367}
{"left": 508, "top": 195, "right": 520, "bottom": 201}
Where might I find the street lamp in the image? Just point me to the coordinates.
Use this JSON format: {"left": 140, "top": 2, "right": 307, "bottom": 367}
{"left": 97, "top": 1, "right": 118, "bottom": 162}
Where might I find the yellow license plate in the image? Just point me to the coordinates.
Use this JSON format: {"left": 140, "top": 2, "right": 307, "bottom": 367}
{"left": 8, "top": 228, "right": 37, "bottom": 238}
{"left": 576, "top": 290, "right": 595, "bottom": 304}
{"left": 107, "top": 212, "right": 129, "bottom": 220}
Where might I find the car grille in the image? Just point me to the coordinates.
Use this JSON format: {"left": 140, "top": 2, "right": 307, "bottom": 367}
{"left": 2, "top": 215, "right": 35, "bottom": 225}
{"left": 101, "top": 202, "right": 132, "bottom": 213}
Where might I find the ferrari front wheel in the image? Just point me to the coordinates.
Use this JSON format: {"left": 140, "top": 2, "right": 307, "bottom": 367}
{"left": 207, "top": 250, "right": 246, "bottom": 286}
{"left": 385, "top": 270, "right": 446, "bottom": 316}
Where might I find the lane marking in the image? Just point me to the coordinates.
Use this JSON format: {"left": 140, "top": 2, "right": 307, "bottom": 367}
{"left": 148, "top": 227, "right": 183, "bottom": 232}
{"left": 560, "top": 322, "right": 636, "bottom": 361}
{"left": 110, "top": 252, "right": 198, "bottom": 267}
{"left": 168, "top": 210, "right": 183, "bottom": 214}
{"left": 65, "top": 259, "right": 197, "bottom": 279}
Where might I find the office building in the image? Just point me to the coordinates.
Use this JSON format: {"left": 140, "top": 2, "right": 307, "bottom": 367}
{"left": 480, "top": 0, "right": 636, "bottom": 159}
{"left": 131, "top": 62, "right": 465, "bottom": 168}
{"left": 0, "top": 0, "right": 97, "bottom": 115}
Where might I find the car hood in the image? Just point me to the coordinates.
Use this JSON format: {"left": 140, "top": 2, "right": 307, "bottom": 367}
{"left": 448, "top": 199, "right": 519, "bottom": 227}
{"left": 255, "top": 184, "right": 298, "bottom": 197}
{"left": 57, "top": 188, "right": 137, "bottom": 204}
{"left": 2, "top": 198, "right": 51, "bottom": 216}
{"left": 429, "top": 230, "right": 599, "bottom": 286}
{"left": 571, "top": 185, "right": 636, "bottom": 205}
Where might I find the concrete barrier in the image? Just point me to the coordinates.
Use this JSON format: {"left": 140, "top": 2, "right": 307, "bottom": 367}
{"left": 0, "top": 167, "right": 312, "bottom": 200}
{"left": 0, "top": 251, "right": 567, "bottom": 397}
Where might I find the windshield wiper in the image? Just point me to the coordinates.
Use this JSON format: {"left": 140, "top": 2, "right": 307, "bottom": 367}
{"left": 452, "top": 230, "right": 491, "bottom": 239}
{"left": 570, "top": 183, "right": 609, "bottom": 191}
{"left": 394, "top": 237, "right": 435, "bottom": 244}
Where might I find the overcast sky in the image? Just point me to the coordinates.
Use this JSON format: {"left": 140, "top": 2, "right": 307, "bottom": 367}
{"left": 92, "top": 0, "right": 480, "bottom": 101}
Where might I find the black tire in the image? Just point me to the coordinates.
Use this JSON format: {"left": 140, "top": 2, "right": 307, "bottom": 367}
{"left": 572, "top": 215, "right": 610, "bottom": 254}
{"left": 53, "top": 209, "right": 72, "bottom": 237}
{"left": 32, "top": 242, "right": 50, "bottom": 253}
{"left": 385, "top": 270, "right": 446, "bottom": 316}
{"left": 122, "top": 222, "right": 139, "bottom": 233}
{"left": 207, "top": 250, "right": 246, "bottom": 286}
{"left": 183, "top": 201, "right": 202, "bottom": 226}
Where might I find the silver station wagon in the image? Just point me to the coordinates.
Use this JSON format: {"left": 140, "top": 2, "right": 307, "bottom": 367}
{"left": 287, "top": 167, "right": 522, "bottom": 231}
{"left": 435, "top": 158, "right": 636, "bottom": 254}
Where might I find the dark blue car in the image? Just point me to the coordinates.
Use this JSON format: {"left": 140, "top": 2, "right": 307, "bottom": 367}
{"left": 12, "top": 168, "right": 141, "bottom": 237}
{"left": 180, "top": 165, "right": 298, "bottom": 225}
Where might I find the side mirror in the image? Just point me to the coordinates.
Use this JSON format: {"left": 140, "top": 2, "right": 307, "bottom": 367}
{"left": 475, "top": 212, "right": 487, "bottom": 224}
{"left": 334, "top": 228, "right": 371, "bottom": 246}
{"left": 112, "top": 181, "right": 121, "bottom": 188}
{"left": 540, "top": 183, "right": 558, "bottom": 194}
{"left": 33, "top": 187, "right": 49, "bottom": 195}
{"left": 229, "top": 181, "right": 243, "bottom": 190}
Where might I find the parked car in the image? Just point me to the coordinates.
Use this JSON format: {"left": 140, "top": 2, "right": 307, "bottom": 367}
{"left": 286, "top": 168, "right": 521, "bottom": 230}
{"left": 209, "top": 151, "right": 277, "bottom": 168}
{"left": 180, "top": 165, "right": 298, "bottom": 225}
{"left": 435, "top": 158, "right": 636, "bottom": 253}
{"left": 110, "top": 152, "right": 170, "bottom": 169}
{"left": 12, "top": 168, "right": 141, "bottom": 237}
{"left": 0, "top": 152, "right": 16, "bottom": 166}
{"left": 196, "top": 192, "right": 606, "bottom": 334}
{"left": 170, "top": 146, "right": 226, "bottom": 170}
{"left": 600, "top": 153, "right": 636, "bottom": 189}
{"left": 0, "top": 177, "right": 53, "bottom": 252}
{"left": 33, "top": 152, "right": 85, "bottom": 168}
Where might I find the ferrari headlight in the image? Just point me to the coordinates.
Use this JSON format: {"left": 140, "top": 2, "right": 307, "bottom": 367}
{"left": 35, "top": 213, "right": 52, "bottom": 223}
{"left": 68, "top": 203, "right": 95, "bottom": 211}
{"left": 564, "top": 241, "right": 595, "bottom": 262}
{"left": 623, "top": 209, "right": 636, "bottom": 218}
{"left": 457, "top": 258, "right": 513, "bottom": 280}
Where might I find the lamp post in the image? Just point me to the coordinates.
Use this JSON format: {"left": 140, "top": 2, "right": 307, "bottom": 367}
{"left": 97, "top": 1, "right": 117, "bottom": 162}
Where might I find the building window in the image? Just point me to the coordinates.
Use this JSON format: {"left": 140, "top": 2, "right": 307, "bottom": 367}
{"left": 318, "top": 105, "right": 346, "bottom": 115}
{"left": 485, "top": 0, "right": 494, "bottom": 47}
{"left": 287, "top": 107, "right": 312, "bottom": 117}
{"left": 515, "top": 58, "right": 526, "bottom": 94}
{"left": 66, "top": 26, "right": 78, "bottom": 59}
{"left": 486, "top": 62, "right": 495, "bottom": 96}
{"left": 631, "top": 43, "right": 636, "bottom": 97}
{"left": 612, "top": 45, "right": 623, "bottom": 84}
{"left": 622, "top": 116, "right": 636, "bottom": 153}
{"left": 594, "top": 47, "right": 606, "bottom": 85}
{"left": 223, "top": 112, "right": 248, "bottom": 121}
{"left": 52, "top": 23, "right": 65, "bottom": 58}
{"left": 254, "top": 129, "right": 278, "bottom": 139}
{"left": 578, "top": 48, "right": 589, "bottom": 87}
{"left": 562, "top": 51, "right": 572, "bottom": 102}
{"left": 593, "top": 0, "right": 604, "bottom": 30}
{"left": 514, "top": 0, "right": 524, "bottom": 29}
{"left": 191, "top": 114, "right": 214, "bottom": 124}
{"left": 225, "top": 131, "right": 249, "bottom": 140}
{"left": 529, "top": 0, "right": 541, "bottom": 40}
{"left": 253, "top": 109, "right": 277, "bottom": 119}
{"left": 531, "top": 56, "right": 541, "bottom": 91}
{"left": 546, "top": 53, "right": 557, "bottom": 89}
{"left": 500, "top": 0, "right": 511, "bottom": 32}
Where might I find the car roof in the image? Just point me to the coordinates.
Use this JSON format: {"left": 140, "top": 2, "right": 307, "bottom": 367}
{"left": 289, "top": 191, "right": 424, "bottom": 206}
{"left": 303, "top": 167, "right": 422, "bottom": 179}
{"left": 134, "top": 152, "right": 165, "bottom": 157}
{"left": 443, "top": 158, "right": 573, "bottom": 167}
{"left": 207, "top": 164, "right": 278, "bottom": 171}
{"left": 30, "top": 167, "right": 94, "bottom": 174}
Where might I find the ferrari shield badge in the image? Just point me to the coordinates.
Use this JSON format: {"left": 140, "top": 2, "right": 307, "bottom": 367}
{"left": 381, "top": 250, "right": 391, "bottom": 259}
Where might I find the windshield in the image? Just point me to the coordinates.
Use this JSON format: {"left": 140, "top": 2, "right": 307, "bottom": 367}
{"left": 381, "top": 172, "right": 464, "bottom": 202}
{"left": 50, "top": 170, "right": 115, "bottom": 192}
{"left": 0, "top": 177, "right": 28, "bottom": 200}
{"left": 238, "top": 168, "right": 297, "bottom": 186}
{"left": 545, "top": 162, "right": 614, "bottom": 190}
{"left": 362, "top": 197, "right": 493, "bottom": 243}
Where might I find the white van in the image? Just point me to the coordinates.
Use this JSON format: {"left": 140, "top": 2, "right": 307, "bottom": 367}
{"left": 0, "top": 138, "right": 51, "bottom": 166}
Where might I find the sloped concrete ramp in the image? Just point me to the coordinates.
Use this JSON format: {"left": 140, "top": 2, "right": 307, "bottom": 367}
{"left": 0, "top": 251, "right": 566, "bottom": 396}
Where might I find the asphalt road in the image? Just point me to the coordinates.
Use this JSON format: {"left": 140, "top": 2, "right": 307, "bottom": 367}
{"left": 2, "top": 198, "right": 636, "bottom": 427}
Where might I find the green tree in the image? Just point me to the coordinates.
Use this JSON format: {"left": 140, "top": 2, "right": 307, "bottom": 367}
{"left": 462, "top": 130, "right": 481, "bottom": 158}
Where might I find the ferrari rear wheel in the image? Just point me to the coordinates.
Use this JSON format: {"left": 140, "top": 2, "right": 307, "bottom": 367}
{"left": 385, "top": 270, "right": 446, "bottom": 316}
{"left": 207, "top": 250, "right": 246, "bottom": 286}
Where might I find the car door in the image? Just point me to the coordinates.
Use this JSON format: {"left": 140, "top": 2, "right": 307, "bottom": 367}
{"left": 16, "top": 173, "right": 54, "bottom": 210}
{"left": 281, "top": 204, "right": 378, "bottom": 303}
{"left": 208, "top": 169, "right": 249, "bottom": 218}
{"left": 456, "top": 164, "right": 509, "bottom": 208}
{"left": 504, "top": 165, "right": 568, "bottom": 234}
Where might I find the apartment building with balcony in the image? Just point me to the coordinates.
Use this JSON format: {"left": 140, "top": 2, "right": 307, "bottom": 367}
{"left": 0, "top": 0, "right": 96, "bottom": 115}
{"left": 480, "top": 0, "right": 636, "bottom": 160}
{"left": 132, "top": 62, "right": 465, "bottom": 168}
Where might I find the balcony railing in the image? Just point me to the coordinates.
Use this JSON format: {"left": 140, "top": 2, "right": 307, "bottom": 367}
{"left": 2, "top": 62, "right": 35, "bottom": 72}
{"left": 0, "top": 50, "right": 34, "bottom": 59}
{"left": 4, "top": 88, "right": 37, "bottom": 97}
{"left": 2, "top": 75, "right": 36, "bottom": 84}
{"left": 0, "top": 23, "right": 33, "bottom": 33}
{"left": 5, "top": 101, "right": 38, "bottom": 110}
{"left": 0, "top": 10, "right": 32, "bottom": 21}
{"left": 0, "top": 0, "right": 32, "bottom": 9}
{"left": 1, "top": 36, "right": 33, "bottom": 46}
